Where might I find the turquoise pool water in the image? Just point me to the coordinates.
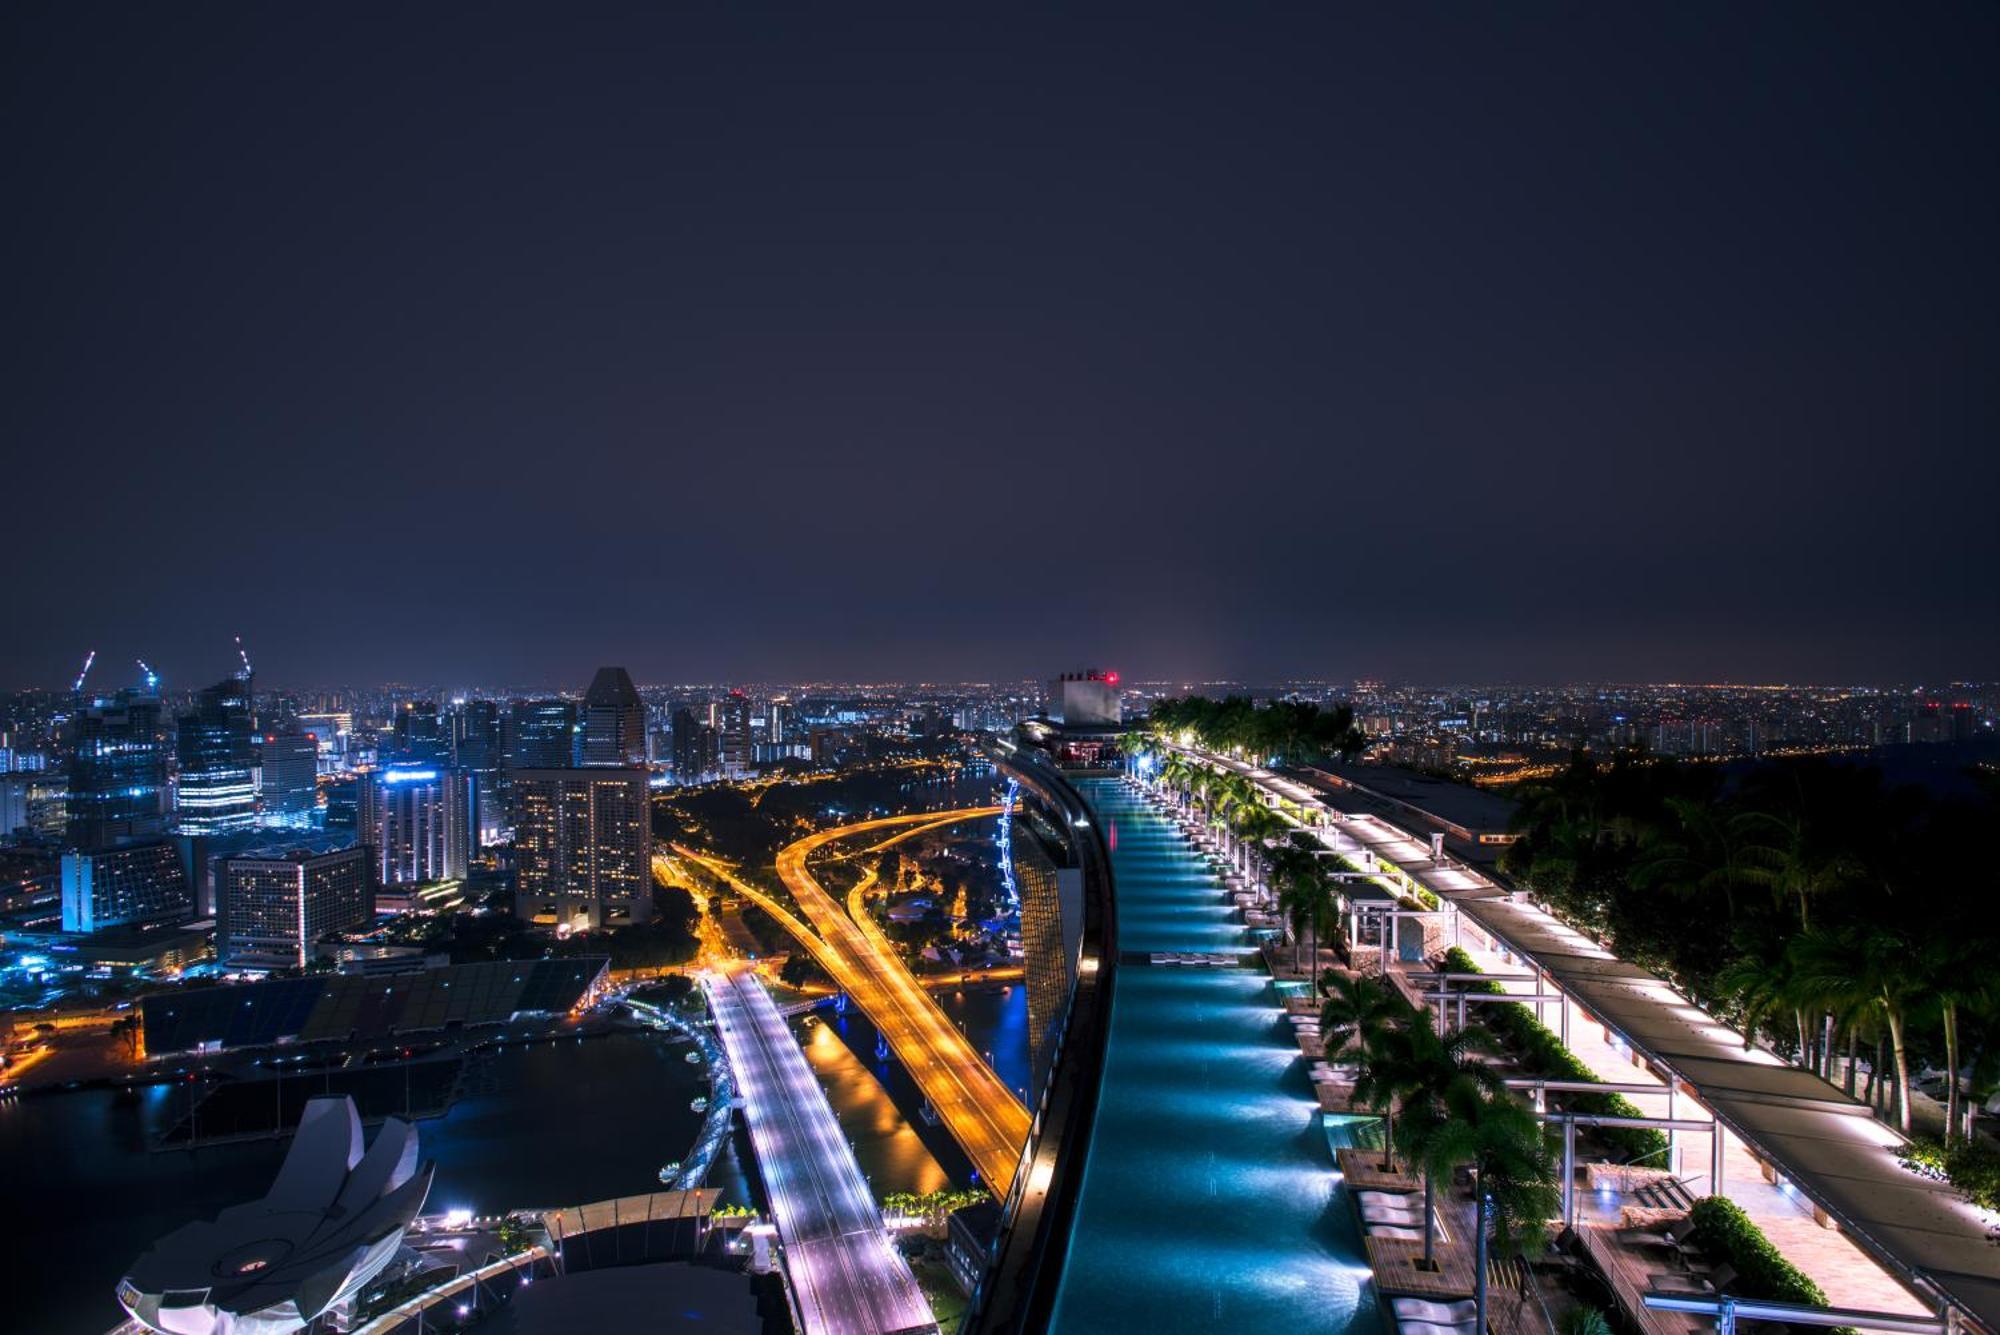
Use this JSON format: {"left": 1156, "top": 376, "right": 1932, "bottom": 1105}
{"left": 1051, "top": 779, "right": 1383, "bottom": 1334}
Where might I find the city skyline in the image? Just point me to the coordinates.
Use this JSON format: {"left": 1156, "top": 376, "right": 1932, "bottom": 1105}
{"left": 7, "top": 4, "right": 1997, "bottom": 688}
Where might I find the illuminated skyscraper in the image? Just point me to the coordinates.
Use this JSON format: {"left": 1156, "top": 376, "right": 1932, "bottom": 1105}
{"left": 389, "top": 701, "right": 445, "bottom": 764}
{"left": 448, "top": 700, "right": 504, "bottom": 843}
{"left": 512, "top": 767, "right": 652, "bottom": 930}
{"left": 67, "top": 685, "right": 169, "bottom": 849}
{"left": 257, "top": 730, "right": 321, "bottom": 824}
{"left": 580, "top": 667, "right": 646, "bottom": 767}
{"left": 175, "top": 677, "right": 258, "bottom": 835}
{"left": 719, "top": 690, "right": 753, "bottom": 776}
{"left": 671, "top": 707, "right": 717, "bottom": 782}
{"left": 60, "top": 840, "right": 191, "bottom": 933}
{"left": 504, "top": 698, "right": 577, "bottom": 770}
{"left": 358, "top": 766, "right": 471, "bottom": 885}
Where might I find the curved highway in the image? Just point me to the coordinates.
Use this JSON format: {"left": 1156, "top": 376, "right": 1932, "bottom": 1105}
{"left": 774, "top": 811, "right": 1029, "bottom": 1196}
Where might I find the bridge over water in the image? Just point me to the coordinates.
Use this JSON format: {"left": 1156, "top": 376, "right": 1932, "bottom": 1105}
{"left": 703, "top": 966, "right": 937, "bottom": 1335}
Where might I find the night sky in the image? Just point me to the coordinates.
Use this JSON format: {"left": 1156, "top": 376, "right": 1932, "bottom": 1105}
{"left": 6, "top": 4, "right": 1995, "bottom": 689}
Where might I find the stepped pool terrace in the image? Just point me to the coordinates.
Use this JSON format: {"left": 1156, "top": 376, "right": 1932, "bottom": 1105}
{"left": 1049, "top": 778, "right": 1382, "bottom": 1335}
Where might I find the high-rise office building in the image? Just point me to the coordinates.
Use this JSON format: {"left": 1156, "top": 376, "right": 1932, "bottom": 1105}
{"left": 1044, "top": 670, "right": 1122, "bottom": 727}
{"left": 358, "top": 766, "right": 471, "bottom": 885}
{"left": 504, "top": 699, "right": 577, "bottom": 770}
{"left": 448, "top": 700, "right": 504, "bottom": 844}
{"left": 580, "top": 667, "right": 646, "bottom": 767}
{"left": 389, "top": 701, "right": 446, "bottom": 764}
{"left": 767, "top": 698, "right": 791, "bottom": 747}
{"left": 256, "top": 730, "right": 321, "bottom": 824}
{"left": 0, "top": 771, "right": 30, "bottom": 840}
{"left": 60, "top": 841, "right": 192, "bottom": 933}
{"left": 450, "top": 700, "right": 502, "bottom": 769}
{"left": 219, "top": 845, "right": 371, "bottom": 968}
{"left": 511, "top": 768, "right": 652, "bottom": 930}
{"left": 296, "top": 712, "right": 352, "bottom": 770}
{"left": 670, "top": 707, "right": 717, "bottom": 782}
{"left": 176, "top": 677, "right": 258, "bottom": 835}
{"left": 719, "top": 690, "right": 753, "bottom": 776}
{"left": 67, "top": 686, "right": 169, "bottom": 849}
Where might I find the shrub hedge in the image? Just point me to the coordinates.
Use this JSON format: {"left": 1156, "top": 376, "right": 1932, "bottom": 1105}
{"left": 1898, "top": 1136, "right": 2000, "bottom": 1211}
{"left": 1439, "top": 947, "right": 1670, "bottom": 1163}
{"left": 1687, "top": 1195, "right": 1846, "bottom": 1328}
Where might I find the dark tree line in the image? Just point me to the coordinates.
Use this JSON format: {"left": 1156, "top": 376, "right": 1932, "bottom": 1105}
{"left": 1502, "top": 750, "right": 1999, "bottom": 1145}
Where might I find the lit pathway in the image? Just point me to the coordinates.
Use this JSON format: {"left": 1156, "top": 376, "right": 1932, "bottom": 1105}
{"left": 703, "top": 965, "right": 936, "bottom": 1335}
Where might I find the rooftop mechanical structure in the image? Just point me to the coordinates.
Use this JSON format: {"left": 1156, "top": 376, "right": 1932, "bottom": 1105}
{"left": 117, "top": 1097, "right": 433, "bottom": 1335}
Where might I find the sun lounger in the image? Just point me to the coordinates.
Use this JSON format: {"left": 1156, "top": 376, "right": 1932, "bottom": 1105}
{"left": 1367, "top": 1224, "right": 1424, "bottom": 1240}
{"left": 1361, "top": 1202, "right": 1424, "bottom": 1223}
{"left": 1391, "top": 1299, "right": 1478, "bottom": 1324}
{"left": 1395, "top": 1320, "right": 1477, "bottom": 1335}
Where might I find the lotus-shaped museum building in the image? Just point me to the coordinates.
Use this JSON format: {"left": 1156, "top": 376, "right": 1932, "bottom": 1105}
{"left": 118, "top": 1097, "right": 433, "bottom": 1335}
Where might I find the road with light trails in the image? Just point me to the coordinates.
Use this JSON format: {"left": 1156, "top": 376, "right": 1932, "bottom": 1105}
{"left": 775, "top": 810, "right": 1030, "bottom": 1196}
{"left": 673, "top": 810, "right": 1029, "bottom": 1196}
{"left": 703, "top": 965, "right": 937, "bottom": 1335}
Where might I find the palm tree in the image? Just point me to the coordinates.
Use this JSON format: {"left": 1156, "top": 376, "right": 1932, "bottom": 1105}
{"left": 1273, "top": 851, "right": 1338, "bottom": 975}
{"left": 1321, "top": 971, "right": 1410, "bottom": 1082}
{"left": 1631, "top": 793, "right": 1760, "bottom": 919}
{"left": 1233, "top": 803, "right": 1287, "bottom": 885}
{"left": 1400, "top": 1076, "right": 1558, "bottom": 1302}
{"left": 1714, "top": 948, "right": 1811, "bottom": 1066}
{"left": 1277, "top": 867, "right": 1316, "bottom": 973}
{"left": 1737, "top": 807, "right": 1864, "bottom": 932}
{"left": 1381, "top": 1021, "right": 1505, "bottom": 1270}
{"left": 1789, "top": 924, "right": 1928, "bottom": 1133}
{"left": 1918, "top": 933, "right": 1991, "bottom": 1144}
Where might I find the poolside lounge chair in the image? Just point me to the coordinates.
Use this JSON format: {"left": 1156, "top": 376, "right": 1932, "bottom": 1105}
{"left": 1623, "top": 1214, "right": 1696, "bottom": 1253}
{"left": 1661, "top": 1263, "right": 1738, "bottom": 1296}
{"left": 1367, "top": 1224, "right": 1425, "bottom": 1240}
{"left": 1362, "top": 1200, "right": 1422, "bottom": 1219}
{"left": 1391, "top": 1299, "right": 1478, "bottom": 1324}
{"left": 1396, "top": 1320, "right": 1476, "bottom": 1335}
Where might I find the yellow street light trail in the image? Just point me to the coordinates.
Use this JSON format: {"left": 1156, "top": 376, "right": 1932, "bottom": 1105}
{"left": 775, "top": 808, "right": 1027, "bottom": 1197}
{"left": 670, "top": 808, "right": 1029, "bottom": 1195}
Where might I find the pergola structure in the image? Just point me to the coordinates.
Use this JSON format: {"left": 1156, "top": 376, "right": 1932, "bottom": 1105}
{"left": 1165, "top": 747, "right": 2000, "bottom": 1335}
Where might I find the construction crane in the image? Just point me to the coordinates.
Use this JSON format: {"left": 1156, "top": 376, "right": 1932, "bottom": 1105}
{"left": 136, "top": 659, "right": 160, "bottom": 692}
{"left": 234, "top": 635, "right": 254, "bottom": 681}
{"left": 72, "top": 649, "right": 98, "bottom": 698}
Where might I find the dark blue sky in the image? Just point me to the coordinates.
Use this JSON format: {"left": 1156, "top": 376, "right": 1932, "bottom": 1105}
{"left": 6, "top": 3, "right": 1996, "bottom": 689}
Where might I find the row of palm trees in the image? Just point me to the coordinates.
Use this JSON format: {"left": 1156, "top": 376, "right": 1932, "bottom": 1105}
{"left": 1139, "top": 694, "right": 1370, "bottom": 766}
{"left": 1143, "top": 749, "right": 1362, "bottom": 970}
{"left": 1324, "top": 971, "right": 1560, "bottom": 1323}
{"left": 1505, "top": 750, "right": 1999, "bottom": 1145}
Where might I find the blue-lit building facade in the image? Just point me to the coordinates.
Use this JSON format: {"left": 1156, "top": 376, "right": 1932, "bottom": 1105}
{"left": 357, "top": 765, "right": 471, "bottom": 885}
{"left": 60, "top": 840, "right": 191, "bottom": 933}
{"left": 66, "top": 686, "right": 169, "bottom": 849}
